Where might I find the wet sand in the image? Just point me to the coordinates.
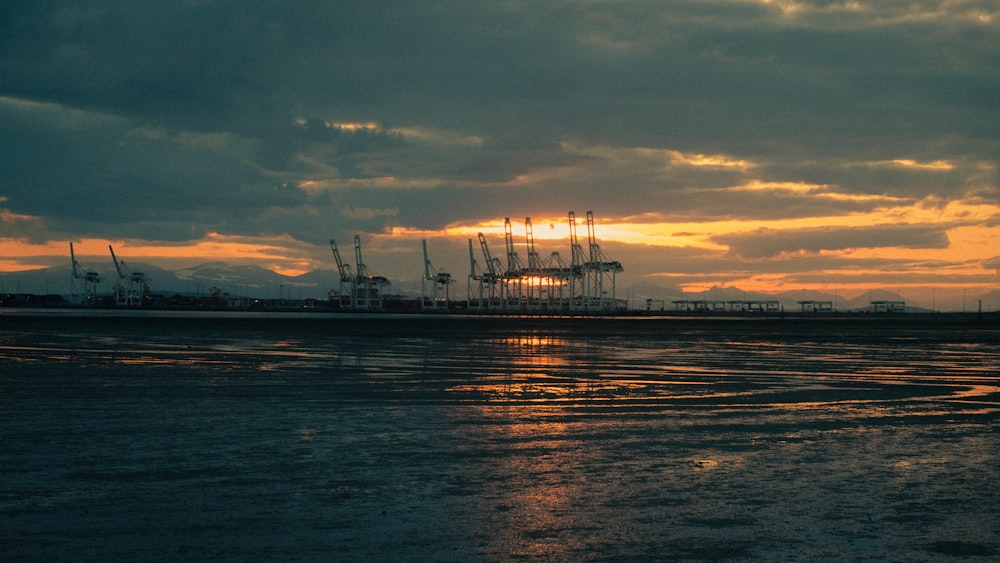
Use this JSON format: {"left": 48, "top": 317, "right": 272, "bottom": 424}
{"left": 2, "top": 312, "right": 998, "bottom": 560}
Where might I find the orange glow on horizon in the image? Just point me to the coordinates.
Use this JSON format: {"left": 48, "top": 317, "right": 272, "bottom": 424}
{"left": 0, "top": 233, "right": 323, "bottom": 276}
{"left": 2, "top": 192, "right": 998, "bottom": 305}
{"left": 0, "top": 259, "right": 48, "bottom": 272}
{"left": 417, "top": 196, "right": 999, "bottom": 257}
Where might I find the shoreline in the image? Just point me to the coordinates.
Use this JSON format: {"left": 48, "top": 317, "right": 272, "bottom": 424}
{"left": 2, "top": 306, "right": 997, "bottom": 335}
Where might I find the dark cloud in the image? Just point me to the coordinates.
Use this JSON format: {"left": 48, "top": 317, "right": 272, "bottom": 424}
{"left": 5, "top": 1, "right": 995, "bottom": 158}
{"left": 714, "top": 224, "right": 950, "bottom": 260}
{"left": 1, "top": 1, "right": 997, "bottom": 301}
{"left": 0, "top": 99, "right": 304, "bottom": 241}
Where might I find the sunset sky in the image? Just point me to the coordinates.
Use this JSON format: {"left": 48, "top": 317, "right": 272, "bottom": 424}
{"left": 2, "top": 1, "right": 998, "bottom": 308}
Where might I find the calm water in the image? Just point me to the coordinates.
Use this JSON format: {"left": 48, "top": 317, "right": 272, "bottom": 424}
{"left": 2, "top": 313, "right": 999, "bottom": 561}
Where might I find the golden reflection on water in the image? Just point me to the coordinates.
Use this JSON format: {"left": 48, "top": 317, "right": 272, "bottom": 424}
{"left": 465, "top": 408, "right": 592, "bottom": 559}
{"left": 441, "top": 332, "right": 1000, "bottom": 420}
{"left": 950, "top": 384, "right": 1000, "bottom": 399}
{"left": 499, "top": 335, "right": 565, "bottom": 349}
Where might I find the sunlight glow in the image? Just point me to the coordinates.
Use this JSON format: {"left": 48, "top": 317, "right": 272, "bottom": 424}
{"left": 568, "top": 143, "right": 759, "bottom": 171}
{"left": 752, "top": 0, "right": 998, "bottom": 27}
{"left": 411, "top": 195, "right": 1000, "bottom": 270}
{"left": 668, "top": 150, "right": 755, "bottom": 169}
{"left": 331, "top": 121, "right": 380, "bottom": 132}
{"left": 293, "top": 118, "right": 382, "bottom": 132}
{"left": 871, "top": 159, "right": 956, "bottom": 171}
{"left": 1, "top": 208, "right": 35, "bottom": 223}
{"left": 0, "top": 259, "right": 49, "bottom": 272}
{"left": 728, "top": 180, "right": 828, "bottom": 194}
{"left": 297, "top": 177, "right": 442, "bottom": 192}
{"left": 392, "top": 126, "right": 485, "bottom": 146}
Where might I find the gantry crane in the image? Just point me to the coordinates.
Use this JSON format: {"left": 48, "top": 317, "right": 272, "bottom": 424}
{"left": 354, "top": 235, "right": 390, "bottom": 309}
{"left": 584, "top": 210, "right": 623, "bottom": 311}
{"left": 468, "top": 238, "right": 487, "bottom": 310}
{"left": 69, "top": 242, "right": 102, "bottom": 304}
{"left": 524, "top": 216, "right": 570, "bottom": 309}
{"left": 464, "top": 215, "right": 613, "bottom": 312}
{"left": 524, "top": 217, "right": 542, "bottom": 271}
{"left": 503, "top": 217, "right": 526, "bottom": 305}
{"left": 567, "top": 211, "right": 587, "bottom": 308}
{"left": 503, "top": 218, "right": 526, "bottom": 275}
{"left": 522, "top": 217, "right": 541, "bottom": 305}
{"left": 329, "top": 238, "right": 355, "bottom": 308}
{"left": 328, "top": 236, "right": 388, "bottom": 310}
{"left": 421, "top": 239, "right": 452, "bottom": 309}
{"left": 109, "top": 245, "right": 149, "bottom": 306}
{"left": 478, "top": 232, "right": 504, "bottom": 308}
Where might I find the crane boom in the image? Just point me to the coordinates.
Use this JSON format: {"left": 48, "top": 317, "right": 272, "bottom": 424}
{"left": 70, "top": 242, "right": 80, "bottom": 279}
{"left": 354, "top": 235, "right": 367, "bottom": 280}
{"left": 478, "top": 233, "right": 497, "bottom": 276}
{"left": 68, "top": 241, "right": 102, "bottom": 302}
{"left": 504, "top": 217, "right": 518, "bottom": 274}
{"left": 329, "top": 239, "right": 354, "bottom": 282}
{"left": 423, "top": 239, "right": 432, "bottom": 280}
{"left": 525, "top": 217, "right": 540, "bottom": 270}
{"left": 569, "top": 211, "right": 586, "bottom": 267}
{"left": 586, "top": 210, "right": 597, "bottom": 263}
{"left": 469, "top": 239, "right": 478, "bottom": 278}
{"left": 109, "top": 245, "right": 126, "bottom": 280}
{"left": 422, "top": 239, "right": 451, "bottom": 283}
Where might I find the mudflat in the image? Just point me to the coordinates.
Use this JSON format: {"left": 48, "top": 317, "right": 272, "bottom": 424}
{"left": 2, "top": 312, "right": 998, "bottom": 560}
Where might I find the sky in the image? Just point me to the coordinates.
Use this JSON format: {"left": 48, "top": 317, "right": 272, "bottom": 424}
{"left": 1, "top": 1, "right": 998, "bottom": 308}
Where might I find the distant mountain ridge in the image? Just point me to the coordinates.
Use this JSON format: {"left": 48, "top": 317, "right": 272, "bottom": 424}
{"left": 0, "top": 263, "right": 340, "bottom": 300}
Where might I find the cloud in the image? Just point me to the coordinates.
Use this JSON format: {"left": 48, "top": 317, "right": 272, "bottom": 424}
{"left": 985, "top": 257, "right": 1000, "bottom": 277}
{"left": 714, "top": 224, "right": 950, "bottom": 259}
{"left": 340, "top": 206, "right": 399, "bottom": 221}
{"left": 0, "top": 1, "right": 997, "bottom": 304}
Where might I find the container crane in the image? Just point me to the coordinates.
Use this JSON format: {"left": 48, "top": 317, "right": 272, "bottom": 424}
{"left": 524, "top": 217, "right": 542, "bottom": 271}
{"left": 525, "top": 217, "right": 568, "bottom": 309}
{"left": 69, "top": 242, "right": 102, "bottom": 304}
{"left": 109, "top": 245, "right": 149, "bottom": 306}
{"left": 109, "top": 245, "right": 127, "bottom": 305}
{"left": 584, "top": 210, "right": 623, "bottom": 310}
{"left": 585, "top": 211, "right": 623, "bottom": 274}
{"left": 503, "top": 217, "right": 525, "bottom": 275}
{"left": 568, "top": 211, "right": 586, "bottom": 308}
{"left": 523, "top": 217, "right": 550, "bottom": 306}
{"left": 503, "top": 217, "right": 526, "bottom": 304}
{"left": 468, "top": 239, "right": 481, "bottom": 281}
{"left": 421, "top": 239, "right": 452, "bottom": 309}
{"left": 568, "top": 211, "right": 587, "bottom": 268}
{"left": 468, "top": 238, "right": 486, "bottom": 310}
{"left": 478, "top": 232, "right": 503, "bottom": 307}
{"left": 353, "top": 235, "right": 389, "bottom": 309}
{"left": 478, "top": 232, "right": 500, "bottom": 279}
{"left": 329, "top": 238, "right": 356, "bottom": 308}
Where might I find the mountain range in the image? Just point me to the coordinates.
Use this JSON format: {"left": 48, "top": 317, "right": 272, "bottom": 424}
{"left": 0, "top": 262, "right": 340, "bottom": 302}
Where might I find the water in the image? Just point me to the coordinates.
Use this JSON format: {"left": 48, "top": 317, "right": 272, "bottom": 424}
{"left": 2, "top": 313, "right": 999, "bottom": 561}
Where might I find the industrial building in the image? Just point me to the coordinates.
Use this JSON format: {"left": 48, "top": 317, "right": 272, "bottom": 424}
{"left": 671, "top": 300, "right": 780, "bottom": 313}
